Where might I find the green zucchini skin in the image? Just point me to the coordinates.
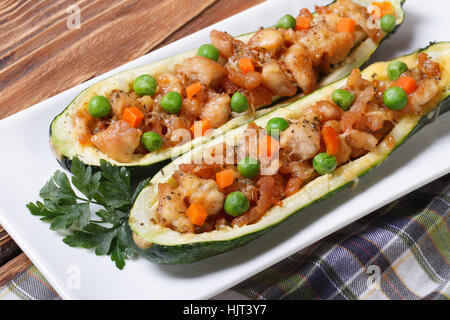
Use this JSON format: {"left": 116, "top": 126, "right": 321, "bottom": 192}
{"left": 129, "top": 42, "right": 450, "bottom": 265}
{"left": 133, "top": 227, "right": 272, "bottom": 264}
{"left": 48, "top": 0, "right": 405, "bottom": 181}
{"left": 55, "top": 154, "right": 171, "bottom": 181}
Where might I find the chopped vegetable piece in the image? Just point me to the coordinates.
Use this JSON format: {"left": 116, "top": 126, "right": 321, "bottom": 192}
{"left": 186, "top": 82, "right": 203, "bottom": 99}
{"left": 224, "top": 192, "right": 249, "bottom": 217}
{"left": 266, "top": 117, "right": 289, "bottom": 137}
{"left": 296, "top": 16, "right": 311, "bottom": 30}
{"left": 187, "top": 203, "right": 208, "bottom": 226}
{"left": 258, "top": 135, "right": 279, "bottom": 158}
{"left": 383, "top": 86, "right": 408, "bottom": 110}
{"left": 276, "top": 14, "right": 297, "bottom": 29}
{"left": 122, "top": 107, "right": 144, "bottom": 128}
{"left": 239, "top": 57, "right": 255, "bottom": 75}
{"left": 237, "top": 157, "right": 260, "bottom": 178}
{"left": 161, "top": 92, "right": 182, "bottom": 114}
{"left": 331, "top": 89, "right": 355, "bottom": 110}
{"left": 387, "top": 61, "right": 408, "bottom": 80}
{"left": 395, "top": 76, "right": 417, "bottom": 94}
{"left": 380, "top": 14, "right": 396, "bottom": 33}
{"left": 216, "top": 169, "right": 234, "bottom": 189}
{"left": 313, "top": 153, "right": 337, "bottom": 175}
{"left": 336, "top": 18, "right": 355, "bottom": 34}
{"left": 230, "top": 92, "right": 249, "bottom": 113}
{"left": 197, "top": 44, "right": 220, "bottom": 62}
{"left": 88, "top": 96, "right": 111, "bottom": 118}
{"left": 141, "top": 131, "right": 162, "bottom": 152}
{"left": 133, "top": 74, "right": 158, "bottom": 97}
{"left": 167, "top": 176, "right": 179, "bottom": 188}
{"left": 322, "top": 126, "right": 340, "bottom": 156}
{"left": 372, "top": 1, "right": 394, "bottom": 18}
{"left": 190, "top": 119, "right": 211, "bottom": 137}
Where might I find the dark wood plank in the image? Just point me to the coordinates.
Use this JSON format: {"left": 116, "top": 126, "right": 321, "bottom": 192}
{"left": 0, "top": 226, "right": 21, "bottom": 266}
{"left": 156, "top": 0, "right": 265, "bottom": 50}
{"left": 0, "top": 253, "right": 31, "bottom": 288}
{"left": 0, "top": 0, "right": 216, "bottom": 119}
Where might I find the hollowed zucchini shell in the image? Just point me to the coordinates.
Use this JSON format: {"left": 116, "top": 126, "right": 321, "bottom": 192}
{"left": 129, "top": 42, "right": 450, "bottom": 264}
{"left": 49, "top": 0, "right": 405, "bottom": 179}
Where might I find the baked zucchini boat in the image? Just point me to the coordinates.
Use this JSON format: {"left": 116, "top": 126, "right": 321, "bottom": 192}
{"left": 50, "top": 0, "right": 405, "bottom": 178}
{"left": 129, "top": 42, "right": 450, "bottom": 264}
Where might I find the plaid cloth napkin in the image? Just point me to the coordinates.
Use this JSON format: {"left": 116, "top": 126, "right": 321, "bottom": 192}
{"left": 1, "top": 174, "right": 449, "bottom": 300}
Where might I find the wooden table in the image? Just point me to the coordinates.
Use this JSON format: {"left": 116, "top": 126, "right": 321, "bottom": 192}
{"left": 0, "top": 0, "right": 264, "bottom": 289}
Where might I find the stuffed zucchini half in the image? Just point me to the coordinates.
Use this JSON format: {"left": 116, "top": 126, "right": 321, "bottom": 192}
{"left": 129, "top": 42, "right": 450, "bottom": 264}
{"left": 50, "top": 0, "right": 404, "bottom": 178}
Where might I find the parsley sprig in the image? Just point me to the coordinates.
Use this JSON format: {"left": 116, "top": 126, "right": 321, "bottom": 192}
{"left": 26, "top": 157, "right": 149, "bottom": 269}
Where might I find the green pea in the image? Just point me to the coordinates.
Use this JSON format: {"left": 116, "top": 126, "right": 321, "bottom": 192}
{"left": 197, "top": 44, "right": 220, "bottom": 62}
{"left": 276, "top": 14, "right": 297, "bottom": 30}
{"left": 133, "top": 74, "right": 157, "bottom": 96}
{"left": 313, "top": 153, "right": 337, "bottom": 175}
{"left": 331, "top": 89, "right": 355, "bottom": 110}
{"left": 224, "top": 191, "right": 250, "bottom": 217}
{"left": 230, "top": 92, "right": 249, "bottom": 113}
{"left": 238, "top": 157, "right": 260, "bottom": 178}
{"left": 88, "top": 96, "right": 111, "bottom": 118}
{"left": 161, "top": 92, "right": 182, "bottom": 114}
{"left": 383, "top": 86, "right": 408, "bottom": 110}
{"left": 141, "top": 131, "right": 162, "bottom": 152}
{"left": 380, "top": 14, "right": 396, "bottom": 33}
{"left": 266, "top": 118, "right": 289, "bottom": 137}
{"left": 387, "top": 61, "right": 408, "bottom": 80}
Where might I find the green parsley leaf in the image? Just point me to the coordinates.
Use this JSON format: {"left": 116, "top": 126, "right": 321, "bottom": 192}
{"left": 111, "top": 224, "right": 137, "bottom": 269}
{"left": 39, "top": 171, "right": 77, "bottom": 205}
{"left": 50, "top": 203, "right": 90, "bottom": 231}
{"left": 27, "top": 157, "right": 140, "bottom": 270}
{"left": 110, "top": 243, "right": 125, "bottom": 270}
{"left": 62, "top": 224, "right": 136, "bottom": 263}
{"left": 26, "top": 201, "right": 61, "bottom": 222}
{"left": 100, "top": 160, "right": 131, "bottom": 196}
{"left": 94, "top": 160, "right": 131, "bottom": 210}
{"left": 71, "top": 157, "right": 101, "bottom": 200}
{"left": 63, "top": 226, "right": 117, "bottom": 255}
{"left": 62, "top": 230, "right": 98, "bottom": 249}
{"left": 95, "top": 208, "right": 122, "bottom": 226}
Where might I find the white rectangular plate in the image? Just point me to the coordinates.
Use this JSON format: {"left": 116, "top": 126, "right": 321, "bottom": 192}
{"left": 0, "top": 0, "right": 449, "bottom": 300}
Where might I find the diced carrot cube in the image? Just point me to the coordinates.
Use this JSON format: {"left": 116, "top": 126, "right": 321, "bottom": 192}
{"left": 239, "top": 57, "right": 254, "bottom": 75}
{"left": 186, "top": 82, "right": 202, "bottom": 99}
{"left": 321, "top": 126, "right": 340, "bottom": 156}
{"left": 336, "top": 18, "right": 356, "bottom": 35}
{"left": 216, "top": 169, "right": 234, "bottom": 189}
{"left": 186, "top": 203, "right": 207, "bottom": 226}
{"left": 296, "top": 16, "right": 311, "bottom": 30}
{"left": 372, "top": 1, "right": 394, "bottom": 19}
{"left": 122, "top": 106, "right": 144, "bottom": 128}
{"left": 395, "top": 76, "right": 417, "bottom": 94}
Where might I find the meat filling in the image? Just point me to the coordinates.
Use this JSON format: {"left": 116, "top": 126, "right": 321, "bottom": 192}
{"left": 158, "top": 53, "right": 442, "bottom": 234}
{"left": 75, "top": 0, "right": 386, "bottom": 163}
